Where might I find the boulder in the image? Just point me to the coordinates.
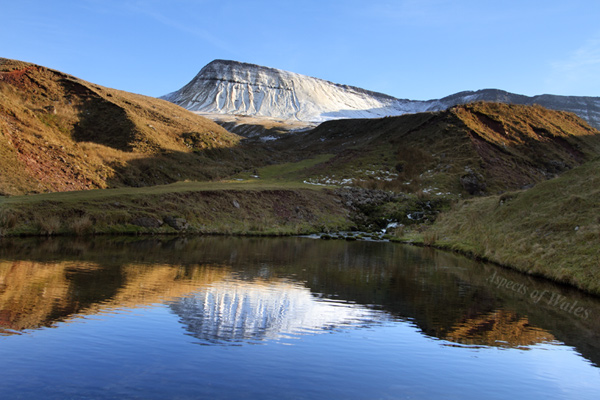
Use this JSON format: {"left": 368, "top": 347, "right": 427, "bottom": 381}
{"left": 164, "top": 216, "right": 189, "bottom": 231}
{"left": 460, "top": 172, "right": 486, "bottom": 195}
{"left": 131, "top": 217, "right": 163, "bottom": 229}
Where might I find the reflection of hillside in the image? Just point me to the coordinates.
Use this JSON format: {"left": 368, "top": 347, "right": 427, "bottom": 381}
{"left": 170, "top": 278, "right": 382, "bottom": 344}
{"left": 0, "top": 261, "right": 81, "bottom": 333}
{"left": 86, "top": 264, "right": 229, "bottom": 313}
{"left": 444, "top": 310, "right": 555, "bottom": 348}
{"left": 0, "top": 260, "right": 230, "bottom": 334}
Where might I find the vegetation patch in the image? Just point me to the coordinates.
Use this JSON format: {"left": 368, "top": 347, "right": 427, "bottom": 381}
{"left": 0, "top": 183, "right": 352, "bottom": 237}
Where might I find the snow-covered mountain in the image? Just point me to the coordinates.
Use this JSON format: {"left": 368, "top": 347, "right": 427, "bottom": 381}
{"left": 161, "top": 60, "right": 425, "bottom": 121}
{"left": 161, "top": 60, "right": 600, "bottom": 129}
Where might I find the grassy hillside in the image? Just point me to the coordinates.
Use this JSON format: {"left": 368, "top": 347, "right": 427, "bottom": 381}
{"left": 273, "top": 102, "right": 600, "bottom": 196}
{"left": 0, "top": 58, "right": 256, "bottom": 195}
{"left": 418, "top": 157, "right": 600, "bottom": 295}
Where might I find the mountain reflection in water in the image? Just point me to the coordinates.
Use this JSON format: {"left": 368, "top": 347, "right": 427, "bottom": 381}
{"left": 0, "top": 236, "right": 599, "bottom": 366}
{"left": 170, "top": 278, "right": 386, "bottom": 345}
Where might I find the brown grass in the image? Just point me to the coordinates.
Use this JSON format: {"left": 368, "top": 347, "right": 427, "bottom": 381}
{"left": 69, "top": 215, "right": 93, "bottom": 235}
{"left": 36, "top": 215, "right": 61, "bottom": 236}
{"left": 0, "top": 57, "right": 248, "bottom": 195}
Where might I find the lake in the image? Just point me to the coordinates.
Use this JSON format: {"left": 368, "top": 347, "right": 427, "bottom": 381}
{"left": 0, "top": 236, "right": 599, "bottom": 399}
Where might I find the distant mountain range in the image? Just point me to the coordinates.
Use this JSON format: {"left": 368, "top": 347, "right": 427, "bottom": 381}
{"left": 162, "top": 60, "right": 600, "bottom": 129}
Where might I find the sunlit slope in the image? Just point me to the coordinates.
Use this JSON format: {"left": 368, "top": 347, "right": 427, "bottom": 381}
{"left": 0, "top": 58, "right": 244, "bottom": 195}
{"left": 0, "top": 260, "right": 229, "bottom": 333}
{"left": 283, "top": 102, "right": 600, "bottom": 195}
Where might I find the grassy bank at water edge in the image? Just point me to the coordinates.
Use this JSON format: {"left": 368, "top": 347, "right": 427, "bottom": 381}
{"left": 0, "top": 181, "right": 351, "bottom": 236}
{"left": 415, "top": 158, "right": 600, "bottom": 296}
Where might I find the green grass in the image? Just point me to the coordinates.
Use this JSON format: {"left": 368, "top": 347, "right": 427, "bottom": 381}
{"left": 0, "top": 155, "right": 352, "bottom": 237}
{"left": 0, "top": 177, "right": 351, "bottom": 237}
{"left": 0, "top": 179, "right": 323, "bottom": 205}
{"left": 417, "top": 158, "right": 600, "bottom": 295}
{"left": 233, "top": 153, "right": 335, "bottom": 181}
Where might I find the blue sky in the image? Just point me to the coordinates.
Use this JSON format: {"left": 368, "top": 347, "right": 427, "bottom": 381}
{"left": 2, "top": 0, "right": 600, "bottom": 100}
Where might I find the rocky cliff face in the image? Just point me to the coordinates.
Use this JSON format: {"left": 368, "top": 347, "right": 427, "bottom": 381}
{"left": 163, "top": 60, "right": 600, "bottom": 129}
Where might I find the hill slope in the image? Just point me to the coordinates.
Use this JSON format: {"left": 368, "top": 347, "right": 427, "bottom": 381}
{"left": 432, "top": 89, "right": 600, "bottom": 130}
{"left": 272, "top": 102, "right": 600, "bottom": 196}
{"left": 427, "top": 157, "right": 600, "bottom": 295}
{"left": 162, "top": 60, "right": 600, "bottom": 129}
{"left": 2, "top": 58, "right": 599, "bottom": 200}
{"left": 0, "top": 58, "right": 244, "bottom": 195}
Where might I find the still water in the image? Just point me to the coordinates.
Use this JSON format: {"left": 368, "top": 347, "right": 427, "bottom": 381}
{"left": 0, "top": 236, "right": 599, "bottom": 399}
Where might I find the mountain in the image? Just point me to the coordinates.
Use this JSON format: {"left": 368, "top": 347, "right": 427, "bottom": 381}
{"left": 162, "top": 60, "right": 600, "bottom": 129}
{"left": 161, "top": 59, "right": 420, "bottom": 122}
{"left": 0, "top": 58, "right": 246, "bottom": 195}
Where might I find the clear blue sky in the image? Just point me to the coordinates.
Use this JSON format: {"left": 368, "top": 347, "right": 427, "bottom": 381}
{"left": 2, "top": 0, "right": 600, "bottom": 100}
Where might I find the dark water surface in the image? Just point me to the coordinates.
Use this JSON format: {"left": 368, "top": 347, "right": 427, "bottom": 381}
{"left": 0, "top": 236, "right": 599, "bottom": 399}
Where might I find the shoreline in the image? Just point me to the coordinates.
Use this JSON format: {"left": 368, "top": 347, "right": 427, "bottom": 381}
{"left": 2, "top": 174, "right": 598, "bottom": 298}
{"left": 1, "top": 220, "right": 598, "bottom": 299}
